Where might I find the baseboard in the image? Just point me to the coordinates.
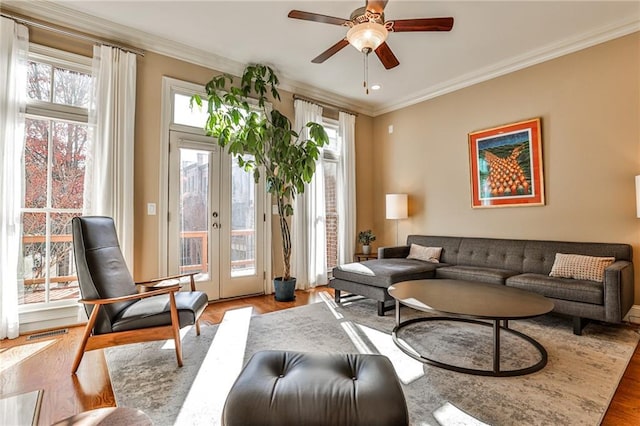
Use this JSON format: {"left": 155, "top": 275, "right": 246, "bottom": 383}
{"left": 624, "top": 304, "right": 640, "bottom": 325}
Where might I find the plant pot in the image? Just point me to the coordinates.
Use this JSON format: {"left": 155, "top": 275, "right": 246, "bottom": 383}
{"left": 274, "top": 277, "right": 296, "bottom": 302}
{"left": 362, "top": 245, "right": 371, "bottom": 255}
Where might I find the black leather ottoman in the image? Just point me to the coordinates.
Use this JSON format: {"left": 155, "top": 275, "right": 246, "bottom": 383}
{"left": 222, "top": 350, "right": 409, "bottom": 426}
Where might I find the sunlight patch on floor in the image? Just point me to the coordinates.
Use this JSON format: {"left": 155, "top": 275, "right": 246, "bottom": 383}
{"left": 175, "top": 306, "right": 252, "bottom": 425}
{"left": 0, "top": 340, "right": 56, "bottom": 373}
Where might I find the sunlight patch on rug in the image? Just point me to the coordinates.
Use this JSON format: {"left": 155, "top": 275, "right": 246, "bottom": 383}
{"left": 356, "top": 323, "right": 424, "bottom": 384}
{"left": 319, "top": 291, "right": 424, "bottom": 384}
{"left": 174, "top": 307, "right": 252, "bottom": 425}
{"left": 160, "top": 324, "right": 194, "bottom": 350}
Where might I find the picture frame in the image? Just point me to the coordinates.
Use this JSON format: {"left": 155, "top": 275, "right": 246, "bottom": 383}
{"left": 468, "top": 118, "right": 544, "bottom": 208}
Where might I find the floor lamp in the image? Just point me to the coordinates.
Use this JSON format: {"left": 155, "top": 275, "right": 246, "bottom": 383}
{"left": 386, "top": 194, "right": 408, "bottom": 245}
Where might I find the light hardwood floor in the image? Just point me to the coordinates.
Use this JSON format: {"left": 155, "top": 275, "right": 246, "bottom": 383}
{"left": 1, "top": 287, "right": 638, "bottom": 425}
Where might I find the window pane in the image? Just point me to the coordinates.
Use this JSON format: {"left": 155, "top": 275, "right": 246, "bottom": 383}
{"left": 231, "top": 155, "right": 256, "bottom": 277}
{"left": 174, "top": 93, "right": 209, "bottom": 128}
{"left": 24, "top": 118, "right": 49, "bottom": 209}
{"left": 53, "top": 67, "right": 91, "bottom": 108}
{"left": 27, "top": 61, "right": 51, "bottom": 102}
{"left": 49, "top": 213, "right": 80, "bottom": 302}
{"left": 19, "top": 212, "right": 47, "bottom": 305}
{"left": 179, "top": 148, "right": 210, "bottom": 276}
{"left": 325, "top": 126, "right": 340, "bottom": 152}
{"left": 52, "top": 121, "right": 87, "bottom": 208}
{"left": 323, "top": 161, "right": 338, "bottom": 272}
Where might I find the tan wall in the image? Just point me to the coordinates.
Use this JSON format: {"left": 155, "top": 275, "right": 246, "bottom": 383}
{"left": 371, "top": 33, "right": 640, "bottom": 303}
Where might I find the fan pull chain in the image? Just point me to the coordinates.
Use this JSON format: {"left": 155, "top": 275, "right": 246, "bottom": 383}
{"left": 363, "top": 49, "right": 370, "bottom": 95}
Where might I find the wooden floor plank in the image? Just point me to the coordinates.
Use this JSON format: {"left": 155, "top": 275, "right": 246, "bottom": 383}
{"left": 1, "top": 288, "right": 638, "bottom": 425}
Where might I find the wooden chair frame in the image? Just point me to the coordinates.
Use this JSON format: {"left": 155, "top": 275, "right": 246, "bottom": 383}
{"left": 72, "top": 273, "right": 202, "bottom": 374}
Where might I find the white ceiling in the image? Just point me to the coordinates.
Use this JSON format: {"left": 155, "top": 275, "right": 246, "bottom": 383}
{"left": 4, "top": 1, "right": 640, "bottom": 116}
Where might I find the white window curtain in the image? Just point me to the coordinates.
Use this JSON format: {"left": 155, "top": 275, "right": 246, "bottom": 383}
{"left": 84, "top": 45, "right": 136, "bottom": 266}
{"left": 291, "top": 99, "right": 326, "bottom": 289}
{"left": 0, "top": 17, "right": 28, "bottom": 339}
{"left": 337, "top": 111, "right": 357, "bottom": 265}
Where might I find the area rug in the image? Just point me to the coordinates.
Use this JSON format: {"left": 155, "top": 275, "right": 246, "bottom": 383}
{"left": 105, "top": 293, "right": 639, "bottom": 425}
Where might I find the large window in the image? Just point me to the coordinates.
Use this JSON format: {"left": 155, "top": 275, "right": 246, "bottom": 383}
{"left": 19, "top": 45, "right": 91, "bottom": 307}
{"left": 323, "top": 119, "right": 341, "bottom": 274}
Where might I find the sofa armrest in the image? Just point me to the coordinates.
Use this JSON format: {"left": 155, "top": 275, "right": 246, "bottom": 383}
{"left": 603, "top": 260, "right": 635, "bottom": 322}
{"left": 378, "top": 245, "right": 410, "bottom": 259}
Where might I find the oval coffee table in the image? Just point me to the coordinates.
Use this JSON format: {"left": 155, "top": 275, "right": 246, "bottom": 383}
{"left": 388, "top": 279, "right": 554, "bottom": 377}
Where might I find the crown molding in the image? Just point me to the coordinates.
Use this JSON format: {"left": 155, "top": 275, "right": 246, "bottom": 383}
{"left": 372, "top": 16, "right": 640, "bottom": 116}
{"left": 4, "top": 1, "right": 638, "bottom": 118}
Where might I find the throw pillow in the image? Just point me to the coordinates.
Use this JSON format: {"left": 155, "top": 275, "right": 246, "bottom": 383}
{"left": 407, "top": 244, "right": 443, "bottom": 263}
{"left": 549, "top": 253, "right": 615, "bottom": 282}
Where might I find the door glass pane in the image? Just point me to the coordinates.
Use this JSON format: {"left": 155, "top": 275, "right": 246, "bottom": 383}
{"left": 52, "top": 121, "right": 87, "bottom": 208}
{"left": 49, "top": 213, "right": 79, "bottom": 302}
{"left": 173, "top": 93, "right": 209, "bottom": 128}
{"left": 179, "top": 148, "right": 210, "bottom": 277}
{"left": 230, "top": 155, "right": 256, "bottom": 277}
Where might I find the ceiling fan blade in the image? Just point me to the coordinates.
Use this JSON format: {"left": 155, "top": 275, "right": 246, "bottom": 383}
{"left": 366, "top": 0, "right": 389, "bottom": 14}
{"left": 375, "top": 42, "right": 399, "bottom": 70}
{"left": 311, "top": 39, "right": 350, "bottom": 64}
{"left": 288, "top": 10, "right": 349, "bottom": 26}
{"left": 389, "top": 17, "right": 454, "bottom": 32}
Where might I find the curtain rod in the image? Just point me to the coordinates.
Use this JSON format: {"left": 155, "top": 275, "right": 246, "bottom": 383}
{"left": 1, "top": 11, "right": 145, "bottom": 57}
{"left": 293, "top": 94, "right": 358, "bottom": 117}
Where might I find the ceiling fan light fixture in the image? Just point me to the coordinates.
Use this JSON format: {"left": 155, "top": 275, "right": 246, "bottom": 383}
{"left": 346, "top": 21, "right": 388, "bottom": 52}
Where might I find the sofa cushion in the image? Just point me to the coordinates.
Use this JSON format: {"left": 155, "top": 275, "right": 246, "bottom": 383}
{"left": 549, "top": 253, "right": 615, "bottom": 282}
{"left": 407, "top": 236, "right": 463, "bottom": 265}
{"left": 522, "top": 240, "right": 631, "bottom": 275}
{"left": 333, "top": 259, "right": 439, "bottom": 289}
{"left": 435, "top": 265, "right": 519, "bottom": 285}
{"left": 407, "top": 244, "right": 442, "bottom": 263}
{"left": 506, "top": 273, "right": 603, "bottom": 305}
{"left": 456, "top": 238, "right": 526, "bottom": 272}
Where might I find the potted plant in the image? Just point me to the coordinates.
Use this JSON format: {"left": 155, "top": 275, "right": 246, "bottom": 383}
{"left": 358, "top": 230, "right": 376, "bottom": 255}
{"left": 192, "top": 64, "right": 328, "bottom": 301}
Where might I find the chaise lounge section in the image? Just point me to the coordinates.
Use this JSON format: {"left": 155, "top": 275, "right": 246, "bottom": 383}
{"left": 330, "top": 235, "right": 634, "bottom": 335}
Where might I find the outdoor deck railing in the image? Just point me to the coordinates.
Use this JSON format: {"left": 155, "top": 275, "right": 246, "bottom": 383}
{"left": 22, "top": 229, "right": 256, "bottom": 287}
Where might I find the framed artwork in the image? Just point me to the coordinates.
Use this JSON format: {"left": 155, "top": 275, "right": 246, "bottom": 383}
{"left": 468, "top": 118, "right": 544, "bottom": 208}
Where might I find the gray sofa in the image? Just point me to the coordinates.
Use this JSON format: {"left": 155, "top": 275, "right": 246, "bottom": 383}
{"left": 329, "top": 235, "right": 634, "bottom": 335}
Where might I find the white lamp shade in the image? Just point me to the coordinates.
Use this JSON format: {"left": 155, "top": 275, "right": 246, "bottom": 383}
{"left": 636, "top": 175, "right": 640, "bottom": 218}
{"left": 347, "top": 22, "right": 388, "bottom": 52}
{"left": 386, "top": 194, "right": 408, "bottom": 219}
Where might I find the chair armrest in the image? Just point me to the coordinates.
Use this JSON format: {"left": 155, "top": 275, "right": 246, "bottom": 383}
{"left": 79, "top": 284, "right": 181, "bottom": 306}
{"left": 603, "top": 260, "right": 635, "bottom": 322}
{"left": 378, "top": 245, "right": 410, "bottom": 259}
{"left": 136, "top": 272, "right": 198, "bottom": 291}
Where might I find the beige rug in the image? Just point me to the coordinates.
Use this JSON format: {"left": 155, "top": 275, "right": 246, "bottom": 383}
{"left": 105, "top": 294, "right": 639, "bottom": 425}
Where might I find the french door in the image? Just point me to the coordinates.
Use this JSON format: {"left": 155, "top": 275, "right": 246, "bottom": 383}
{"left": 168, "top": 131, "right": 265, "bottom": 300}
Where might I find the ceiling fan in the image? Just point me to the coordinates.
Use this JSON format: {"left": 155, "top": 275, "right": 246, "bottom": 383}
{"left": 287, "top": 0, "right": 454, "bottom": 70}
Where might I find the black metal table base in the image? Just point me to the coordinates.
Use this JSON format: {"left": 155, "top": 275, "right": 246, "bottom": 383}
{"left": 392, "top": 314, "right": 548, "bottom": 377}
